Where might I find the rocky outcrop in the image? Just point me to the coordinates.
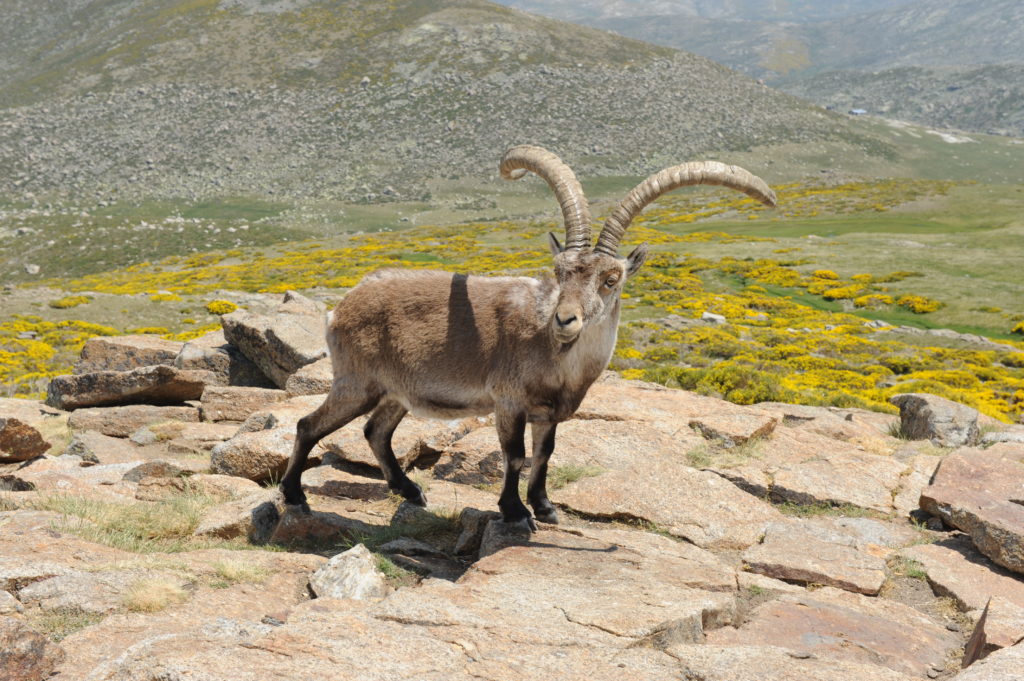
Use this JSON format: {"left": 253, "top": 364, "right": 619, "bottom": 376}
{"left": 919, "top": 443, "right": 1024, "bottom": 575}
{"left": 5, "top": 369, "right": 1016, "bottom": 679}
{"left": 0, "top": 417, "right": 51, "bottom": 462}
{"left": 174, "top": 329, "right": 275, "bottom": 388}
{"left": 220, "top": 291, "right": 327, "bottom": 389}
{"left": 890, "top": 392, "right": 981, "bottom": 447}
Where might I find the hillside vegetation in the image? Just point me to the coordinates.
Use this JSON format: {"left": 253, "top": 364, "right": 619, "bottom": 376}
{"left": 0, "top": 0, "right": 956, "bottom": 206}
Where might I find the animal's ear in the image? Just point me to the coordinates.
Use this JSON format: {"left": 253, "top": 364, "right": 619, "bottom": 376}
{"left": 547, "top": 232, "right": 564, "bottom": 256}
{"left": 625, "top": 243, "right": 648, "bottom": 278}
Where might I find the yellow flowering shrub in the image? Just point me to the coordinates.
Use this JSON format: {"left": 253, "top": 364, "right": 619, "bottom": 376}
{"left": 811, "top": 270, "right": 840, "bottom": 280}
{"left": 206, "top": 300, "right": 239, "bottom": 315}
{"left": 48, "top": 295, "right": 90, "bottom": 309}
{"left": 822, "top": 285, "right": 866, "bottom": 301}
{"left": 854, "top": 294, "right": 895, "bottom": 308}
{"left": 1013, "top": 321, "right": 1024, "bottom": 335}
{"left": 897, "top": 295, "right": 942, "bottom": 314}
{"left": 149, "top": 293, "right": 182, "bottom": 302}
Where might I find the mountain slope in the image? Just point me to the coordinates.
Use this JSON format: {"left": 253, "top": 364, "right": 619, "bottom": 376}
{"left": 0, "top": 0, "right": 886, "bottom": 203}
{"left": 498, "top": 0, "right": 1024, "bottom": 136}
{"left": 497, "top": 0, "right": 915, "bottom": 24}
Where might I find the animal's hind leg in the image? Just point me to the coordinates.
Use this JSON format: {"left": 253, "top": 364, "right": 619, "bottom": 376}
{"left": 364, "top": 399, "right": 426, "bottom": 507}
{"left": 280, "top": 380, "right": 379, "bottom": 509}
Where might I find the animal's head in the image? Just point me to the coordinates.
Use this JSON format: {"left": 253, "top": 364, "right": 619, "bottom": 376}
{"left": 501, "top": 145, "right": 776, "bottom": 344}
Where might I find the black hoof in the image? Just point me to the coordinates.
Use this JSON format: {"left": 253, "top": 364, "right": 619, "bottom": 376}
{"left": 534, "top": 507, "right": 559, "bottom": 525}
{"left": 500, "top": 507, "right": 537, "bottom": 533}
{"left": 395, "top": 481, "right": 428, "bottom": 507}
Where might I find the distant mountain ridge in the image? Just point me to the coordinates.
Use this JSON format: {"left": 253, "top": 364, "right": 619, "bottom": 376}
{"left": 496, "top": 0, "right": 1024, "bottom": 136}
{"left": 0, "top": 0, "right": 888, "bottom": 203}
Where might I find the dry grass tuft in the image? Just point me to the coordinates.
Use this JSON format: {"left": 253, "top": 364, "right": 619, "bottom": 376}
{"left": 123, "top": 578, "right": 188, "bottom": 612}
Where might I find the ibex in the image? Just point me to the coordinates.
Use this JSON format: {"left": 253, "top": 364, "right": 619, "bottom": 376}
{"left": 280, "top": 145, "right": 776, "bottom": 529}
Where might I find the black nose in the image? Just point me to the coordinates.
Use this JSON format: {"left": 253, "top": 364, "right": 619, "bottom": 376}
{"left": 555, "top": 312, "right": 577, "bottom": 327}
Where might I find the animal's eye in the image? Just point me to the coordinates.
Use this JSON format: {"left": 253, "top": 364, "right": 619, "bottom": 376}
{"left": 603, "top": 275, "right": 619, "bottom": 288}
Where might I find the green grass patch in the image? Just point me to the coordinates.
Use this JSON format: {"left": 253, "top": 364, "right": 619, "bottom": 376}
{"left": 26, "top": 607, "right": 106, "bottom": 642}
{"left": 547, "top": 464, "right": 604, "bottom": 490}
{"left": 775, "top": 501, "right": 884, "bottom": 519}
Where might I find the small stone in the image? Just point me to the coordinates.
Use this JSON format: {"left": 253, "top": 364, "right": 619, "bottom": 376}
{"left": 454, "top": 508, "right": 499, "bottom": 556}
{"left": 308, "top": 544, "right": 388, "bottom": 600}
{"left": 701, "top": 311, "right": 727, "bottom": 324}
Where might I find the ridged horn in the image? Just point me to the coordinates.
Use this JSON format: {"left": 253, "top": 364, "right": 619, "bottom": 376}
{"left": 594, "top": 161, "right": 777, "bottom": 256}
{"left": 500, "top": 145, "right": 592, "bottom": 251}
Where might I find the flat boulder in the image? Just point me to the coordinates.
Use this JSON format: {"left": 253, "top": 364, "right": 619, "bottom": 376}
{"left": 709, "top": 426, "right": 906, "bottom": 513}
{"left": 919, "top": 443, "right": 1024, "bottom": 574}
{"left": 46, "top": 365, "right": 219, "bottom": 410}
{"left": 665, "top": 644, "right": 917, "bottom": 681}
{"left": 65, "top": 430, "right": 145, "bottom": 465}
{"left": 899, "top": 536, "right": 1024, "bottom": 611}
{"left": 74, "top": 334, "right": 182, "bottom": 374}
{"left": 742, "top": 519, "right": 887, "bottom": 595}
{"left": 67, "top": 405, "right": 199, "bottom": 438}
{"left": 199, "top": 385, "right": 288, "bottom": 422}
{"left": 553, "top": 458, "right": 782, "bottom": 550}
{"left": 890, "top": 392, "right": 981, "bottom": 447}
{"left": 220, "top": 291, "right": 327, "bottom": 389}
{"left": 707, "top": 586, "right": 962, "bottom": 677}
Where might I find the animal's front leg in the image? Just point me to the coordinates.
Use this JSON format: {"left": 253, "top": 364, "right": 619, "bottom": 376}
{"left": 527, "top": 421, "right": 559, "bottom": 524}
{"left": 495, "top": 409, "right": 535, "bottom": 531}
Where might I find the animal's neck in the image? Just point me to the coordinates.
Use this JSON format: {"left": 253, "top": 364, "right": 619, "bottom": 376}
{"left": 563, "top": 297, "right": 621, "bottom": 388}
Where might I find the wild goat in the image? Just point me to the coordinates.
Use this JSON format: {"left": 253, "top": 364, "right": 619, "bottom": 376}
{"left": 280, "top": 145, "right": 776, "bottom": 529}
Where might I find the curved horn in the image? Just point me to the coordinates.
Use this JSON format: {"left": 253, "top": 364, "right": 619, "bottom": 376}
{"left": 500, "top": 145, "right": 592, "bottom": 251}
{"left": 593, "top": 161, "right": 776, "bottom": 256}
